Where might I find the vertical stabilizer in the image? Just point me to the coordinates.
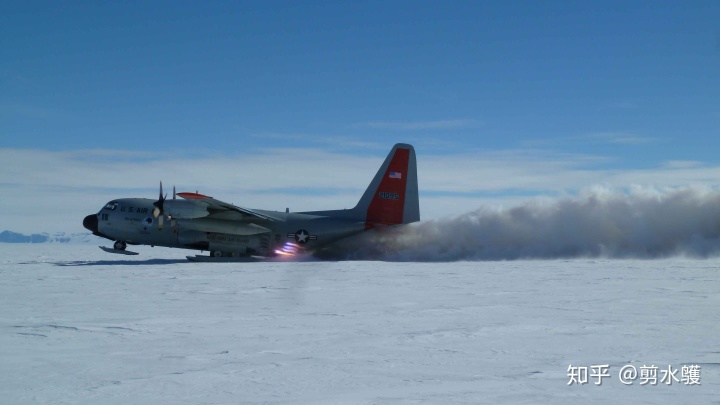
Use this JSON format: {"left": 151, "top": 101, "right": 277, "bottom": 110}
{"left": 352, "top": 143, "right": 420, "bottom": 227}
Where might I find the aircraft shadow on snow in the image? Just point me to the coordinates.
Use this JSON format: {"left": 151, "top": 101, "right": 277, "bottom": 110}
{"left": 53, "top": 259, "right": 189, "bottom": 267}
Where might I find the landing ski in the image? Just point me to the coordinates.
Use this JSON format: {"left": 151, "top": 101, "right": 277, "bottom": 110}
{"left": 99, "top": 246, "right": 140, "bottom": 255}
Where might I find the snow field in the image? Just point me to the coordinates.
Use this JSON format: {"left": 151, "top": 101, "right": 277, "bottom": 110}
{"left": 1, "top": 244, "right": 719, "bottom": 404}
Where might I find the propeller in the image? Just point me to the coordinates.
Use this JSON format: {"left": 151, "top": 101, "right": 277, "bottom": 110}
{"left": 170, "top": 186, "right": 177, "bottom": 228}
{"left": 152, "top": 181, "right": 167, "bottom": 229}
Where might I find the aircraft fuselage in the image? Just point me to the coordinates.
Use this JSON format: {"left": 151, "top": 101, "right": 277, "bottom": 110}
{"left": 84, "top": 197, "right": 366, "bottom": 257}
{"left": 82, "top": 143, "right": 420, "bottom": 259}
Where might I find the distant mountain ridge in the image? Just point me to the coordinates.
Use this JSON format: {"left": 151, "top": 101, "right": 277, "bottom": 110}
{"left": 0, "top": 230, "right": 94, "bottom": 244}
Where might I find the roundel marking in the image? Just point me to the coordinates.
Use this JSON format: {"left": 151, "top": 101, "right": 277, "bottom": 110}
{"left": 295, "top": 229, "right": 310, "bottom": 244}
{"left": 287, "top": 230, "right": 317, "bottom": 244}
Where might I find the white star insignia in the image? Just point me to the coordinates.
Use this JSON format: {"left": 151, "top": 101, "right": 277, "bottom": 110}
{"left": 296, "top": 230, "right": 309, "bottom": 243}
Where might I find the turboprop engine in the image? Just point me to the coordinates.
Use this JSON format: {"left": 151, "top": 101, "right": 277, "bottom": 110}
{"left": 151, "top": 182, "right": 207, "bottom": 229}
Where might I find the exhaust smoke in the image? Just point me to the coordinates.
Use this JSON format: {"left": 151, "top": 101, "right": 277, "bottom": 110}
{"left": 315, "top": 187, "right": 720, "bottom": 261}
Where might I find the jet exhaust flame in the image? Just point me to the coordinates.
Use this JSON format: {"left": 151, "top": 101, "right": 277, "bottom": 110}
{"left": 314, "top": 186, "right": 720, "bottom": 261}
{"left": 274, "top": 242, "right": 302, "bottom": 257}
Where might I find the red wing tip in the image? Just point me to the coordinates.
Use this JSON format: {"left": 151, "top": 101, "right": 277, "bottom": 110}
{"left": 177, "top": 192, "right": 212, "bottom": 199}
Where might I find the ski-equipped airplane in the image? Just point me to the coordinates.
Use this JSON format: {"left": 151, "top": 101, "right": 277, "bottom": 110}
{"left": 83, "top": 143, "right": 419, "bottom": 261}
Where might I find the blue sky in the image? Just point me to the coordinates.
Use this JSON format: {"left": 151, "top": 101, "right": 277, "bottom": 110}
{"left": 1, "top": 1, "right": 719, "bottom": 232}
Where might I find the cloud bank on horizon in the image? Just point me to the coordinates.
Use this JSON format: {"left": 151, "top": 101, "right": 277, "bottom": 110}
{"left": 4, "top": 145, "right": 720, "bottom": 236}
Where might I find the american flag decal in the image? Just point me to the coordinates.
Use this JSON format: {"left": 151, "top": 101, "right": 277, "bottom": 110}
{"left": 389, "top": 171, "right": 402, "bottom": 179}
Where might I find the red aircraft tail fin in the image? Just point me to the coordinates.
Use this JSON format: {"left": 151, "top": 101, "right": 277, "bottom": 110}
{"left": 352, "top": 143, "right": 420, "bottom": 227}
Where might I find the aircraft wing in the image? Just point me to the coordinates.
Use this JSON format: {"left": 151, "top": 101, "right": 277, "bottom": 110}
{"left": 176, "top": 192, "right": 279, "bottom": 221}
{"left": 177, "top": 218, "right": 271, "bottom": 235}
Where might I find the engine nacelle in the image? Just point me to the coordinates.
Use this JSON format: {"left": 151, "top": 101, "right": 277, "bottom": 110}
{"left": 163, "top": 200, "right": 208, "bottom": 219}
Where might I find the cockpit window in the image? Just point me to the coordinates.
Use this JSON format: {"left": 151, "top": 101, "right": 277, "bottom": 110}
{"left": 104, "top": 202, "right": 118, "bottom": 210}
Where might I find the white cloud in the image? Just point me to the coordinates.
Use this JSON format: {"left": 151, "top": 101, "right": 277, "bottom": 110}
{"left": 663, "top": 160, "right": 703, "bottom": 169}
{"left": 0, "top": 102, "right": 70, "bottom": 120}
{"left": 523, "top": 132, "right": 659, "bottom": 148}
{"left": 249, "top": 133, "right": 385, "bottom": 150}
{"left": 583, "top": 132, "right": 659, "bottom": 145}
{"left": 3, "top": 147, "right": 720, "bottom": 233}
{"left": 360, "top": 119, "right": 482, "bottom": 130}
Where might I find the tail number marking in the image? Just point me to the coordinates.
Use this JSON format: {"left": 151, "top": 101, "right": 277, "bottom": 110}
{"left": 379, "top": 192, "right": 399, "bottom": 200}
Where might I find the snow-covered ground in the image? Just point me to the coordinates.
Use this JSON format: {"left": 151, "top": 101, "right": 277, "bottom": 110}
{"left": 1, "top": 244, "right": 719, "bottom": 404}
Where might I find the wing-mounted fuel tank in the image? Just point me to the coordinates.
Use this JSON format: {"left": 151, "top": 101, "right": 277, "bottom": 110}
{"left": 162, "top": 200, "right": 208, "bottom": 219}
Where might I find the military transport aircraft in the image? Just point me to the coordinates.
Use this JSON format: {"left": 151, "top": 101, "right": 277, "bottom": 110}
{"left": 83, "top": 143, "right": 419, "bottom": 261}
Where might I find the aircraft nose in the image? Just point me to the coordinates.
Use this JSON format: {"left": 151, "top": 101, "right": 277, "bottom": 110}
{"left": 83, "top": 214, "right": 99, "bottom": 233}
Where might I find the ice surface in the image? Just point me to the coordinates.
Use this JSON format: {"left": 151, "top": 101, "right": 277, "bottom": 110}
{"left": 1, "top": 244, "right": 719, "bottom": 404}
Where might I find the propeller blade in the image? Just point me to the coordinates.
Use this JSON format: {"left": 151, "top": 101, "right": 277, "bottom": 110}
{"left": 152, "top": 181, "right": 167, "bottom": 227}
